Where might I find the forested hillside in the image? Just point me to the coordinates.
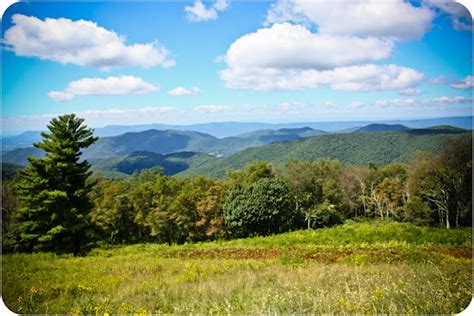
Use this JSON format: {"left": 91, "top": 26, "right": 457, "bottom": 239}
{"left": 90, "top": 151, "right": 217, "bottom": 177}
{"left": 1, "top": 147, "right": 44, "bottom": 166}
{"left": 182, "top": 129, "right": 470, "bottom": 178}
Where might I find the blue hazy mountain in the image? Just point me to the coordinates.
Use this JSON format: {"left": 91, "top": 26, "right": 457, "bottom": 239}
{"left": 3, "top": 116, "right": 471, "bottom": 151}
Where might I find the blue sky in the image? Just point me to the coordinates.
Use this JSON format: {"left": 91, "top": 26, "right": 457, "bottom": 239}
{"left": 1, "top": 0, "right": 473, "bottom": 133}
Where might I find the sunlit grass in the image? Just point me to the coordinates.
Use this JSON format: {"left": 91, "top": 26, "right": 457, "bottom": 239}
{"left": 2, "top": 221, "right": 472, "bottom": 314}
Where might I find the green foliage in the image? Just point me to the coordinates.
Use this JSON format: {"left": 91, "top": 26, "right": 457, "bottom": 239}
{"left": 228, "top": 160, "right": 274, "bottom": 186}
{"left": 2, "top": 180, "right": 20, "bottom": 252}
{"left": 181, "top": 130, "right": 470, "bottom": 178}
{"left": 89, "top": 179, "right": 140, "bottom": 243}
{"left": 308, "top": 201, "right": 344, "bottom": 228}
{"left": 88, "top": 169, "right": 228, "bottom": 245}
{"left": 90, "top": 151, "right": 218, "bottom": 177}
{"left": 223, "top": 177, "right": 295, "bottom": 237}
{"left": 2, "top": 162, "right": 23, "bottom": 180}
{"left": 15, "top": 114, "right": 98, "bottom": 254}
{"left": 408, "top": 135, "right": 472, "bottom": 228}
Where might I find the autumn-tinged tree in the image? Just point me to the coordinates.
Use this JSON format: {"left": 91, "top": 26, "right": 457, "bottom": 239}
{"left": 16, "top": 114, "right": 98, "bottom": 254}
{"left": 89, "top": 179, "right": 139, "bottom": 243}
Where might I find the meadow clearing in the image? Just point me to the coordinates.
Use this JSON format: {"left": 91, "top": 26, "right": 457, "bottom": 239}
{"left": 2, "top": 221, "right": 472, "bottom": 314}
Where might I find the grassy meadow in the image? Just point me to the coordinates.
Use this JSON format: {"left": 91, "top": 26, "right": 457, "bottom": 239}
{"left": 2, "top": 221, "right": 472, "bottom": 314}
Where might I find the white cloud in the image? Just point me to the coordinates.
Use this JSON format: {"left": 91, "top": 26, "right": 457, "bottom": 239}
{"left": 451, "top": 75, "right": 474, "bottom": 89}
{"left": 47, "top": 91, "right": 75, "bottom": 102}
{"left": 168, "top": 86, "right": 201, "bottom": 96}
{"left": 3, "top": 14, "right": 175, "bottom": 70}
{"left": 376, "top": 98, "right": 416, "bottom": 108}
{"left": 265, "top": 0, "right": 434, "bottom": 41}
{"left": 214, "top": 0, "right": 230, "bottom": 11}
{"left": 426, "top": 0, "right": 472, "bottom": 31}
{"left": 224, "top": 23, "right": 393, "bottom": 71}
{"left": 399, "top": 88, "right": 422, "bottom": 96}
{"left": 48, "top": 76, "right": 158, "bottom": 101}
{"left": 185, "top": 0, "right": 230, "bottom": 22}
{"left": 221, "top": 63, "right": 423, "bottom": 92}
{"left": 193, "top": 104, "right": 232, "bottom": 112}
{"left": 82, "top": 106, "right": 178, "bottom": 116}
{"left": 376, "top": 95, "right": 473, "bottom": 107}
{"left": 431, "top": 95, "right": 472, "bottom": 104}
{"left": 220, "top": 23, "right": 423, "bottom": 91}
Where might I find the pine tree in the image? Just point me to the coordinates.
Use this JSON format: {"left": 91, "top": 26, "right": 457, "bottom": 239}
{"left": 16, "top": 114, "right": 98, "bottom": 254}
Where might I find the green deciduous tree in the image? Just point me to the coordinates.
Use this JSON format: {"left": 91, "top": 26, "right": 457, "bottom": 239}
{"left": 223, "top": 177, "right": 295, "bottom": 237}
{"left": 15, "top": 114, "right": 98, "bottom": 254}
{"left": 408, "top": 136, "right": 472, "bottom": 228}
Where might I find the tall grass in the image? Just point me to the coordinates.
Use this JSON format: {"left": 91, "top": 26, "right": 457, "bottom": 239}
{"left": 2, "top": 221, "right": 472, "bottom": 314}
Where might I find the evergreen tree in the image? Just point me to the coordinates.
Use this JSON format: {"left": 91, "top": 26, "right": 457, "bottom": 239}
{"left": 16, "top": 114, "right": 98, "bottom": 254}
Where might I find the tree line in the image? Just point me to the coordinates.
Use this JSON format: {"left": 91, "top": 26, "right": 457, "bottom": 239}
{"left": 2, "top": 114, "right": 472, "bottom": 254}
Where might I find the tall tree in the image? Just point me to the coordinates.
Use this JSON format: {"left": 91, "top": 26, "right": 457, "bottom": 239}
{"left": 16, "top": 114, "right": 98, "bottom": 254}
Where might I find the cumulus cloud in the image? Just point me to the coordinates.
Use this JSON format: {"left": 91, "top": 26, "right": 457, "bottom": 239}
{"left": 426, "top": 0, "right": 472, "bottom": 31}
{"left": 48, "top": 76, "right": 158, "bottom": 101}
{"left": 265, "top": 0, "right": 434, "bottom": 41}
{"left": 3, "top": 14, "right": 175, "bottom": 70}
{"left": 221, "top": 63, "right": 423, "bottom": 91}
{"left": 451, "top": 75, "right": 474, "bottom": 89}
{"left": 224, "top": 23, "right": 393, "bottom": 71}
{"left": 220, "top": 23, "right": 423, "bottom": 92}
{"left": 168, "top": 86, "right": 201, "bottom": 96}
{"left": 185, "top": 0, "right": 230, "bottom": 22}
{"left": 193, "top": 104, "right": 232, "bottom": 112}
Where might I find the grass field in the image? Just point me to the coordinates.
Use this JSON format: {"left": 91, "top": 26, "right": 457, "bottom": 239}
{"left": 2, "top": 221, "right": 472, "bottom": 314}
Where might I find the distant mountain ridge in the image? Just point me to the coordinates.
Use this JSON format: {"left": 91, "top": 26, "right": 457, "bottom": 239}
{"left": 3, "top": 116, "right": 472, "bottom": 150}
{"left": 2, "top": 126, "right": 327, "bottom": 165}
{"left": 354, "top": 124, "right": 410, "bottom": 133}
{"left": 1, "top": 147, "right": 44, "bottom": 166}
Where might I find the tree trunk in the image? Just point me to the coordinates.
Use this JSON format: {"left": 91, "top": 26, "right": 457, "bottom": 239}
{"left": 446, "top": 209, "right": 450, "bottom": 229}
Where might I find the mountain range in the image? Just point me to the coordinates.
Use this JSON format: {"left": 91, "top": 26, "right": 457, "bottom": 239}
{"left": 2, "top": 116, "right": 472, "bottom": 150}
{"left": 180, "top": 126, "right": 470, "bottom": 178}
{"left": 2, "top": 121, "right": 471, "bottom": 179}
{"left": 3, "top": 126, "right": 328, "bottom": 164}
